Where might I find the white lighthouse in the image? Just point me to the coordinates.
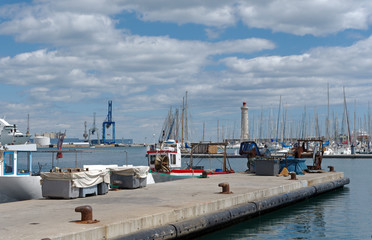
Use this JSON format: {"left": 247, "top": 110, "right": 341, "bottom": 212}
{"left": 240, "top": 102, "right": 249, "bottom": 141}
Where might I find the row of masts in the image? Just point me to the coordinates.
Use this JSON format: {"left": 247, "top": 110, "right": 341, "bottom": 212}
{"left": 240, "top": 86, "right": 370, "bottom": 146}
{"left": 217, "top": 85, "right": 370, "bottom": 147}
{"left": 159, "top": 91, "right": 190, "bottom": 145}
{"left": 160, "top": 86, "right": 370, "bottom": 146}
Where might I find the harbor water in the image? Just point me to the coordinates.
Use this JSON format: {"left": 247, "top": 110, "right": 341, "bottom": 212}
{"left": 197, "top": 157, "right": 371, "bottom": 240}
{"left": 0, "top": 146, "right": 370, "bottom": 239}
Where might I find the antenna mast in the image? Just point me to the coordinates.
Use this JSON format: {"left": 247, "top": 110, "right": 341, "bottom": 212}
{"left": 26, "top": 114, "right": 30, "bottom": 136}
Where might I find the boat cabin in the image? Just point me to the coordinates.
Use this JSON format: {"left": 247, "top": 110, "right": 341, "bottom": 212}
{"left": 0, "top": 144, "right": 37, "bottom": 176}
{"left": 147, "top": 140, "right": 181, "bottom": 172}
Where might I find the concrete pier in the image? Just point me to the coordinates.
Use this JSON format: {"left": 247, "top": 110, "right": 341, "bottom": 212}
{"left": 0, "top": 172, "right": 348, "bottom": 240}
{"left": 182, "top": 153, "right": 372, "bottom": 159}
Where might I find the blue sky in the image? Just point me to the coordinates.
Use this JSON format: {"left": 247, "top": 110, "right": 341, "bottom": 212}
{"left": 1, "top": 1, "right": 372, "bottom": 143}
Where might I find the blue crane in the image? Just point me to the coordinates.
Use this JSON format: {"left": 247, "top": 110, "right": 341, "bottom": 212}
{"left": 102, "top": 100, "right": 116, "bottom": 144}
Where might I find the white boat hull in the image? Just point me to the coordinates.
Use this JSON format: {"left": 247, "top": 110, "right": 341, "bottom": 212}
{"left": 151, "top": 171, "right": 194, "bottom": 183}
{"left": 0, "top": 176, "right": 42, "bottom": 201}
{"left": 0, "top": 135, "right": 30, "bottom": 145}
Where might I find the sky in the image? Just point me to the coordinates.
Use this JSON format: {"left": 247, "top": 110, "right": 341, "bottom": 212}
{"left": 1, "top": 0, "right": 372, "bottom": 143}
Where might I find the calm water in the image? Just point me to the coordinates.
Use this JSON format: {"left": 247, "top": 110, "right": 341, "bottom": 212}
{"left": 1, "top": 147, "right": 371, "bottom": 239}
{"left": 197, "top": 158, "right": 372, "bottom": 240}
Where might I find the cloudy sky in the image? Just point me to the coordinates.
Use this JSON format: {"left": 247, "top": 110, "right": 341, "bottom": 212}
{"left": 1, "top": 0, "right": 372, "bottom": 143}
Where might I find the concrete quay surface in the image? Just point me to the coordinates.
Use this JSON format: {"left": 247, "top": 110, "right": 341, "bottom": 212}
{"left": 0, "top": 172, "right": 347, "bottom": 240}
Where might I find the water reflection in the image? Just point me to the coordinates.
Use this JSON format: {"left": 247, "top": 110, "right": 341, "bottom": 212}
{"left": 196, "top": 188, "right": 349, "bottom": 240}
{"left": 197, "top": 156, "right": 372, "bottom": 240}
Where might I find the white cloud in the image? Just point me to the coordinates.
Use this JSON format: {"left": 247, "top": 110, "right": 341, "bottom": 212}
{"left": 222, "top": 36, "right": 372, "bottom": 79}
{"left": 2, "top": 1, "right": 372, "bottom": 44}
{"left": 240, "top": 1, "right": 371, "bottom": 36}
{"left": 0, "top": 34, "right": 274, "bottom": 98}
{"left": 4, "top": 1, "right": 372, "bottom": 38}
{"left": 0, "top": 11, "right": 119, "bottom": 45}
{"left": 35, "top": 0, "right": 126, "bottom": 15}
{"left": 216, "top": 36, "right": 372, "bottom": 108}
{"left": 123, "top": 1, "right": 372, "bottom": 36}
{"left": 137, "top": 3, "right": 236, "bottom": 28}
{"left": 1, "top": 0, "right": 372, "bottom": 140}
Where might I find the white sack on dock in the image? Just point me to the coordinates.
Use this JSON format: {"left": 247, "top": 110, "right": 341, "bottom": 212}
{"left": 40, "top": 170, "right": 110, "bottom": 188}
{"left": 109, "top": 166, "right": 149, "bottom": 178}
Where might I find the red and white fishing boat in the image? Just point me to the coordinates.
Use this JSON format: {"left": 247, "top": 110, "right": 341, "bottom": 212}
{"left": 147, "top": 140, "right": 232, "bottom": 183}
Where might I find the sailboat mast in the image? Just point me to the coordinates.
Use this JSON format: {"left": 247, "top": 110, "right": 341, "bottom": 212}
{"left": 343, "top": 87, "right": 352, "bottom": 145}
{"left": 26, "top": 113, "right": 30, "bottom": 136}
{"left": 368, "top": 101, "right": 371, "bottom": 151}
{"left": 326, "top": 83, "right": 330, "bottom": 140}
{"left": 259, "top": 107, "right": 263, "bottom": 142}
{"left": 175, "top": 108, "right": 179, "bottom": 141}
{"left": 302, "top": 106, "right": 307, "bottom": 139}
{"left": 354, "top": 99, "right": 356, "bottom": 144}
{"left": 283, "top": 104, "right": 287, "bottom": 142}
{"left": 314, "top": 108, "right": 320, "bottom": 139}
{"left": 181, "top": 96, "right": 184, "bottom": 146}
{"left": 251, "top": 113, "right": 255, "bottom": 140}
{"left": 232, "top": 121, "right": 236, "bottom": 140}
{"left": 202, "top": 121, "right": 205, "bottom": 142}
{"left": 333, "top": 112, "right": 337, "bottom": 142}
{"left": 276, "top": 96, "right": 281, "bottom": 142}
{"left": 185, "top": 91, "right": 188, "bottom": 142}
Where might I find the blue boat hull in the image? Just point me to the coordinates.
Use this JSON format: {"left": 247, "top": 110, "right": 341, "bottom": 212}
{"left": 279, "top": 158, "right": 307, "bottom": 175}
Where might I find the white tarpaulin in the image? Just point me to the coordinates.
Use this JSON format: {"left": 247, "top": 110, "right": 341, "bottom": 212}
{"left": 40, "top": 170, "right": 110, "bottom": 188}
{"left": 109, "top": 166, "right": 149, "bottom": 178}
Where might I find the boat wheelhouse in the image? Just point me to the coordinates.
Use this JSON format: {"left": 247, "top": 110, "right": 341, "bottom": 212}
{"left": 0, "top": 144, "right": 42, "bottom": 201}
{"left": 147, "top": 140, "right": 182, "bottom": 173}
{"left": 147, "top": 140, "right": 232, "bottom": 182}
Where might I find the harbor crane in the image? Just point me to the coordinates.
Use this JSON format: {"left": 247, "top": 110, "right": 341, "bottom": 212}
{"left": 83, "top": 121, "right": 88, "bottom": 141}
{"left": 102, "top": 100, "right": 116, "bottom": 144}
{"left": 88, "top": 112, "right": 100, "bottom": 145}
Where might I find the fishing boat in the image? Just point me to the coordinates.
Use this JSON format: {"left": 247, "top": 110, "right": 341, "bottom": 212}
{"left": 0, "top": 144, "right": 42, "bottom": 201}
{"left": 285, "top": 139, "right": 325, "bottom": 173}
{"left": 0, "top": 118, "right": 30, "bottom": 145}
{"left": 147, "top": 140, "right": 232, "bottom": 183}
{"left": 239, "top": 140, "right": 324, "bottom": 176}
